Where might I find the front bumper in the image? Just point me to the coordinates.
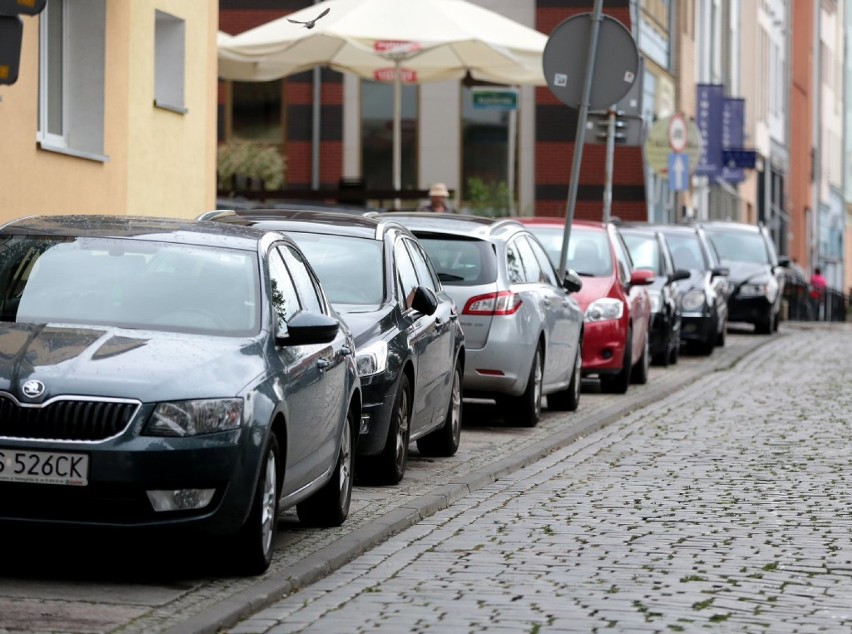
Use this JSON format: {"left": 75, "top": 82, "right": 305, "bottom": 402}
{"left": 680, "top": 311, "right": 715, "bottom": 343}
{"left": 355, "top": 373, "right": 397, "bottom": 457}
{"left": 728, "top": 295, "right": 773, "bottom": 324}
{"left": 581, "top": 319, "right": 628, "bottom": 376}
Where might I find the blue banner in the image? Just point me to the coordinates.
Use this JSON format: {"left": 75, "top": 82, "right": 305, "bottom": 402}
{"left": 695, "top": 84, "right": 724, "bottom": 179}
{"left": 722, "top": 98, "right": 745, "bottom": 183}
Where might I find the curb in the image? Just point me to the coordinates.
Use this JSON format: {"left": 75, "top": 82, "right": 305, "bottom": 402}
{"left": 165, "top": 332, "right": 777, "bottom": 634}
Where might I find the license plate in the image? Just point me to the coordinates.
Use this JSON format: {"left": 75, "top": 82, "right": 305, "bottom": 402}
{"left": 0, "top": 448, "right": 89, "bottom": 486}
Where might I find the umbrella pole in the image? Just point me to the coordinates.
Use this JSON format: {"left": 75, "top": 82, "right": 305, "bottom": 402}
{"left": 393, "top": 58, "right": 402, "bottom": 210}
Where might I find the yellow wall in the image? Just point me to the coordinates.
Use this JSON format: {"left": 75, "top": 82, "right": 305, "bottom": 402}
{"left": 0, "top": 0, "right": 217, "bottom": 223}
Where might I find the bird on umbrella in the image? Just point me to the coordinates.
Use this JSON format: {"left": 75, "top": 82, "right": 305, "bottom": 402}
{"left": 287, "top": 7, "right": 330, "bottom": 29}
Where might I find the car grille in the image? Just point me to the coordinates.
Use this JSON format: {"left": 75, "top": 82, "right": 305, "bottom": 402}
{"left": 0, "top": 395, "right": 139, "bottom": 441}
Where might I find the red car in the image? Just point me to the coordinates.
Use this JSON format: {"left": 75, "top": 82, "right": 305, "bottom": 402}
{"left": 519, "top": 218, "right": 654, "bottom": 394}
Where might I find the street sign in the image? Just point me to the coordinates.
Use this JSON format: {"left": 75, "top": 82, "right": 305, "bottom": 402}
{"left": 668, "top": 153, "right": 689, "bottom": 191}
{"left": 471, "top": 87, "right": 518, "bottom": 111}
{"left": 645, "top": 114, "right": 703, "bottom": 176}
{"left": 668, "top": 113, "right": 687, "bottom": 153}
{"left": 722, "top": 149, "right": 757, "bottom": 169}
{"left": 542, "top": 13, "right": 639, "bottom": 110}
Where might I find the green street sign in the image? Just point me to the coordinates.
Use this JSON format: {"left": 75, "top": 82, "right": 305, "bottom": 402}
{"left": 471, "top": 87, "right": 518, "bottom": 111}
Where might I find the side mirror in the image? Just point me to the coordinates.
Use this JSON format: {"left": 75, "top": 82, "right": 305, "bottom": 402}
{"left": 777, "top": 255, "right": 791, "bottom": 267}
{"left": 278, "top": 310, "right": 339, "bottom": 346}
{"left": 411, "top": 286, "right": 439, "bottom": 316}
{"left": 630, "top": 269, "right": 654, "bottom": 286}
{"left": 668, "top": 269, "right": 691, "bottom": 283}
{"left": 711, "top": 266, "right": 729, "bottom": 278}
{"left": 562, "top": 271, "right": 583, "bottom": 293}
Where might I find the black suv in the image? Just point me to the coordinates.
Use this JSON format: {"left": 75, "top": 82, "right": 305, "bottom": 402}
{"left": 700, "top": 221, "right": 789, "bottom": 334}
{"left": 652, "top": 224, "right": 730, "bottom": 355}
{"left": 202, "top": 209, "right": 465, "bottom": 485}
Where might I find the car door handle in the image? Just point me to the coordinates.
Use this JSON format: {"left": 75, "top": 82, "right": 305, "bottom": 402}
{"left": 317, "top": 358, "right": 331, "bottom": 371}
{"left": 339, "top": 345, "right": 352, "bottom": 357}
{"left": 543, "top": 298, "right": 551, "bottom": 307}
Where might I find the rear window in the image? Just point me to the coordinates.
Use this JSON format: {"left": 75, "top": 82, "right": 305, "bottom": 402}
{"left": 415, "top": 234, "right": 497, "bottom": 286}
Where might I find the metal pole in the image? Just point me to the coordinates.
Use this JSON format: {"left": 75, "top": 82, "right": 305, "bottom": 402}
{"left": 557, "top": 0, "right": 605, "bottom": 280}
{"left": 312, "top": 67, "right": 321, "bottom": 190}
{"left": 507, "top": 105, "right": 517, "bottom": 216}
{"left": 602, "top": 108, "right": 615, "bottom": 224}
{"left": 393, "top": 58, "right": 402, "bottom": 210}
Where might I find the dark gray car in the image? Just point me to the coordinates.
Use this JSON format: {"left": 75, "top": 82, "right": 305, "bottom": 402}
{"left": 0, "top": 215, "right": 361, "bottom": 575}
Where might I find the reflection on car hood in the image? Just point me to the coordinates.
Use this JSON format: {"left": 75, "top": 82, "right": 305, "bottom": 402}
{"left": 722, "top": 260, "right": 771, "bottom": 284}
{"left": 0, "top": 323, "right": 265, "bottom": 403}
{"left": 337, "top": 304, "right": 395, "bottom": 348}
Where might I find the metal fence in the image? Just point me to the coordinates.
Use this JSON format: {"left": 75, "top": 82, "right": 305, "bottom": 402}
{"left": 783, "top": 281, "right": 848, "bottom": 322}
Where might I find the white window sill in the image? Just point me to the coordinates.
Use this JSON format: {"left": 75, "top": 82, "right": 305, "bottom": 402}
{"left": 154, "top": 100, "right": 188, "bottom": 114}
{"left": 38, "top": 140, "right": 109, "bottom": 163}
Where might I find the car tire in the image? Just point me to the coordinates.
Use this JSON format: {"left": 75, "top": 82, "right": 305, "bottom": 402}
{"left": 361, "top": 375, "right": 411, "bottom": 485}
{"left": 229, "top": 434, "right": 280, "bottom": 576}
{"left": 507, "top": 345, "right": 543, "bottom": 427}
{"left": 754, "top": 312, "right": 772, "bottom": 335}
{"left": 547, "top": 342, "right": 582, "bottom": 412}
{"left": 416, "top": 358, "right": 462, "bottom": 457}
{"left": 297, "top": 408, "right": 354, "bottom": 527}
{"left": 600, "top": 329, "right": 631, "bottom": 394}
{"left": 652, "top": 332, "right": 670, "bottom": 367}
{"left": 630, "top": 332, "right": 650, "bottom": 385}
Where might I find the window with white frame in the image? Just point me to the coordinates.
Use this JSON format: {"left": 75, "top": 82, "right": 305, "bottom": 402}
{"left": 38, "top": 0, "right": 107, "bottom": 161}
{"left": 155, "top": 10, "right": 186, "bottom": 113}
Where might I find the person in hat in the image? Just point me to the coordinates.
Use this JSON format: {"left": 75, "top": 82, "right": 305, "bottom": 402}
{"left": 418, "top": 182, "right": 453, "bottom": 213}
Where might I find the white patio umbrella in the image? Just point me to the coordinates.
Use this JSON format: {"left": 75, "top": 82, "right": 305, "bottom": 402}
{"left": 218, "top": 0, "right": 548, "bottom": 199}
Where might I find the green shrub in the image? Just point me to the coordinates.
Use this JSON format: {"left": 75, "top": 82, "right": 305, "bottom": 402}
{"left": 464, "top": 177, "right": 510, "bottom": 217}
{"left": 217, "top": 141, "right": 285, "bottom": 192}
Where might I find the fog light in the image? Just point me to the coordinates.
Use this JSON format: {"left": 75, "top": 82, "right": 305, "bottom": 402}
{"left": 147, "top": 488, "right": 215, "bottom": 512}
{"left": 601, "top": 349, "right": 613, "bottom": 360}
{"left": 360, "top": 413, "right": 371, "bottom": 435}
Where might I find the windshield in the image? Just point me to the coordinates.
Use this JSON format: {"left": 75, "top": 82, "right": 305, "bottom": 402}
{"left": 703, "top": 228, "right": 770, "bottom": 265}
{"left": 0, "top": 236, "right": 260, "bottom": 335}
{"left": 663, "top": 232, "right": 707, "bottom": 272}
{"left": 527, "top": 226, "right": 613, "bottom": 277}
{"left": 288, "top": 232, "right": 385, "bottom": 308}
{"left": 621, "top": 233, "right": 661, "bottom": 274}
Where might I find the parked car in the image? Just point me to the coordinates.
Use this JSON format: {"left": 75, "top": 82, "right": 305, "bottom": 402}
{"left": 618, "top": 225, "right": 691, "bottom": 366}
{"left": 203, "top": 209, "right": 464, "bottom": 485}
{"left": 380, "top": 213, "right": 584, "bottom": 427}
{"left": 652, "top": 224, "right": 730, "bottom": 355}
{"left": 700, "top": 221, "right": 789, "bottom": 334}
{"left": 0, "top": 215, "right": 361, "bottom": 575}
{"left": 519, "top": 218, "right": 653, "bottom": 394}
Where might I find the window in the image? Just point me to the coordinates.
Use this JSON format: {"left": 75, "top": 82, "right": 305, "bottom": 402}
{"left": 361, "top": 80, "right": 417, "bottom": 189}
{"left": 268, "top": 249, "right": 300, "bottom": 327}
{"left": 38, "top": 0, "right": 107, "bottom": 161}
{"left": 278, "top": 245, "right": 323, "bottom": 314}
{"left": 155, "top": 11, "right": 186, "bottom": 114}
{"left": 404, "top": 239, "right": 439, "bottom": 291}
{"left": 394, "top": 239, "right": 420, "bottom": 309}
{"left": 526, "top": 237, "right": 558, "bottom": 286}
{"left": 230, "top": 80, "right": 283, "bottom": 143}
{"left": 462, "top": 86, "right": 511, "bottom": 200}
{"left": 514, "top": 237, "right": 545, "bottom": 284}
{"left": 506, "top": 240, "right": 525, "bottom": 284}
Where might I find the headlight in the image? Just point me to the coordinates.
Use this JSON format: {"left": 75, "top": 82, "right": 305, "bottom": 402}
{"left": 680, "top": 289, "right": 706, "bottom": 312}
{"left": 739, "top": 278, "right": 777, "bottom": 301}
{"left": 145, "top": 399, "right": 243, "bottom": 437}
{"left": 356, "top": 339, "right": 388, "bottom": 377}
{"left": 647, "top": 289, "right": 662, "bottom": 313}
{"left": 585, "top": 297, "right": 624, "bottom": 323}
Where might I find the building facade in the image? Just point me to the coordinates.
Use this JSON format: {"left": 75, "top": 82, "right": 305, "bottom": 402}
{"left": 0, "top": 0, "right": 219, "bottom": 221}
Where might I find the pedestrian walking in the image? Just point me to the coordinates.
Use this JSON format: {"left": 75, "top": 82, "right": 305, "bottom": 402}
{"left": 809, "top": 266, "right": 827, "bottom": 320}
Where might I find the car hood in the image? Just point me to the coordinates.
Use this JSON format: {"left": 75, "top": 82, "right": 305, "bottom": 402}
{"left": 722, "top": 260, "right": 772, "bottom": 285}
{"left": 575, "top": 276, "right": 616, "bottom": 312}
{"left": 0, "top": 323, "right": 266, "bottom": 403}
{"left": 337, "top": 304, "right": 395, "bottom": 348}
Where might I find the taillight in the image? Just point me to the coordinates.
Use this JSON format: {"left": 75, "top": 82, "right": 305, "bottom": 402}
{"left": 462, "top": 291, "right": 523, "bottom": 316}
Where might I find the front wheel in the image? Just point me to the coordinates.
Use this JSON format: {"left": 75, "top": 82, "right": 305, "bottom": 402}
{"left": 228, "top": 435, "right": 280, "bottom": 576}
{"left": 360, "top": 375, "right": 411, "bottom": 485}
{"left": 630, "top": 333, "right": 650, "bottom": 384}
{"left": 417, "top": 358, "right": 462, "bottom": 457}
{"left": 297, "top": 409, "right": 354, "bottom": 527}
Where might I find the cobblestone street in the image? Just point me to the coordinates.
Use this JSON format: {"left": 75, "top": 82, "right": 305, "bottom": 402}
{"left": 229, "top": 324, "right": 852, "bottom": 633}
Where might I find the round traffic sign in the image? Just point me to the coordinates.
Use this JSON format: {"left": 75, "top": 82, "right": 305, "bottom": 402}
{"left": 668, "top": 113, "right": 687, "bottom": 153}
{"left": 542, "top": 13, "right": 639, "bottom": 110}
{"left": 644, "top": 114, "right": 703, "bottom": 176}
